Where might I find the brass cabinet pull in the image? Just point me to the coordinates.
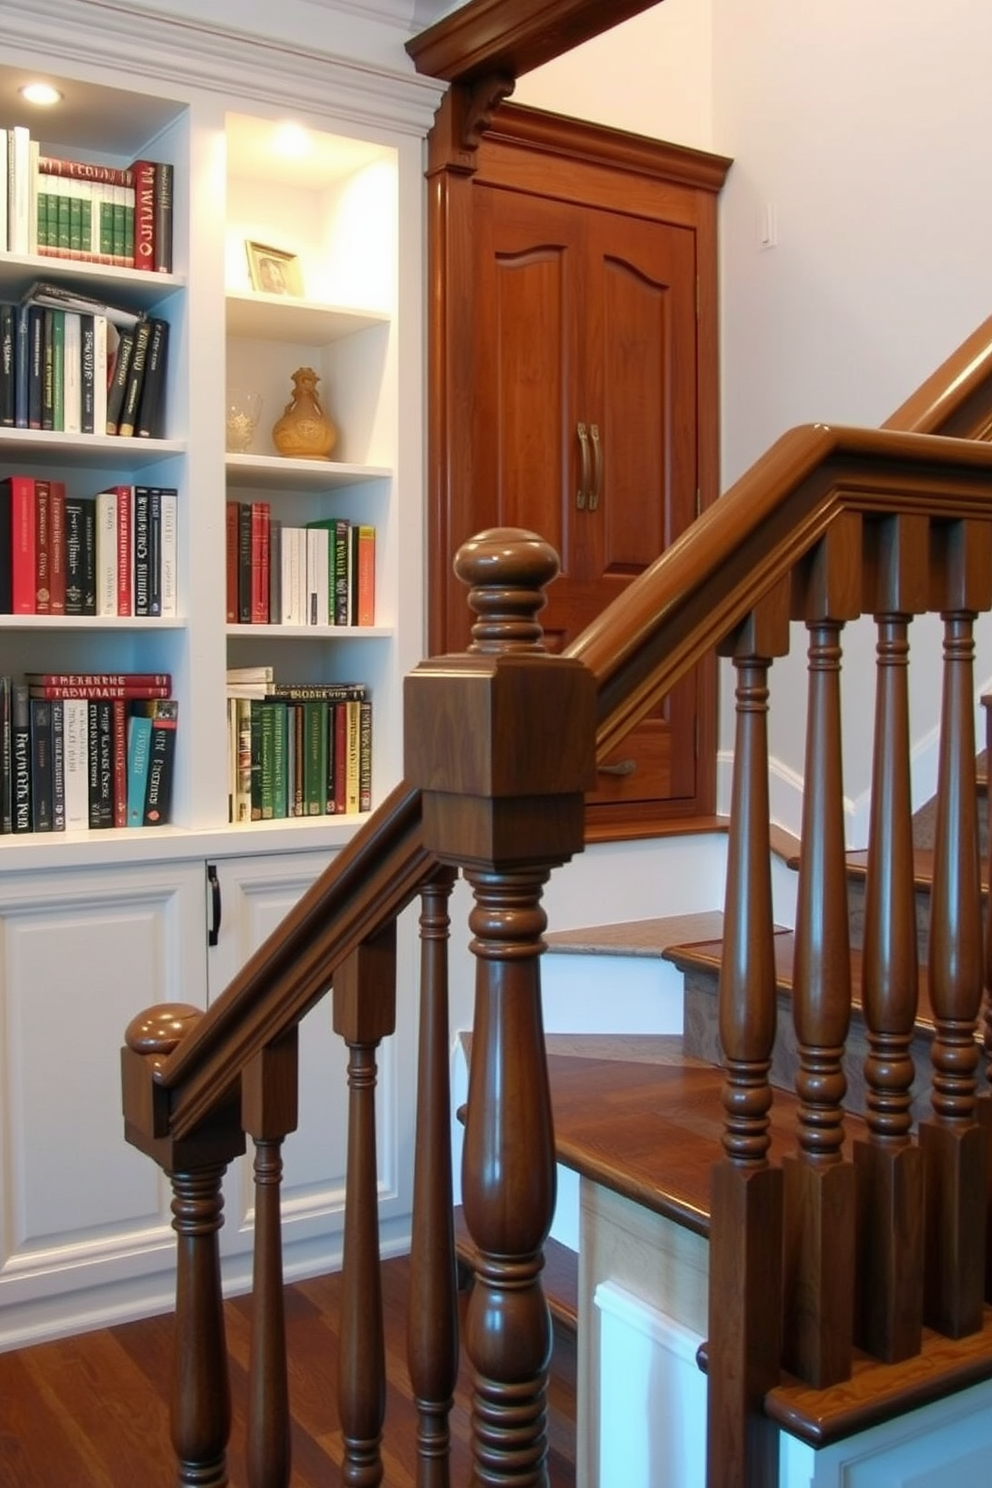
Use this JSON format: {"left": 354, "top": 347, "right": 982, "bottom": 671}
{"left": 588, "top": 422, "right": 603, "bottom": 511}
{"left": 576, "top": 421, "right": 590, "bottom": 509}
{"left": 597, "top": 758, "right": 636, "bottom": 777}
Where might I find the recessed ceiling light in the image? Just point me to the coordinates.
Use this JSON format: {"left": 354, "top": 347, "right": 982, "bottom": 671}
{"left": 19, "top": 82, "right": 63, "bottom": 107}
{"left": 272, "top": 121, "right": 311, "bottom": 159}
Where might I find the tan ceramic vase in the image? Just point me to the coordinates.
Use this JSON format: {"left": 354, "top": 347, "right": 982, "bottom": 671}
{"left": 272, "top": 366, "right": 338, "bottom": 460}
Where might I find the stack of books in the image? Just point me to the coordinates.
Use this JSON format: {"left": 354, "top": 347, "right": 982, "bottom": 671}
{"left": 0, "top": 284, "right": 170, "bottom": 438}
{"left": 226, "top": 667, "right": 371, "bottom": 822}
{"left": 0, "top": 474, "right": 178, "bottom": 617}
{"left": 0, "top": 672, "right": 178, "bottom": 833}
{"left": 225, "top": 504, "right": 375, "bottom": 626}
{"left": 2, "top": 127, "right": 174, "bottom": 271}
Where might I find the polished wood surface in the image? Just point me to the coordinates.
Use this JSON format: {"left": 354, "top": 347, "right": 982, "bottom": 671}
{"left": 406, "top": 0, "right": 661, "bottom": 84}
{"left": 426, "top": 101, "right": 728, "bottom": 837}
{"left": 0, "top": 1255, "right": 577, "bottom": 1488}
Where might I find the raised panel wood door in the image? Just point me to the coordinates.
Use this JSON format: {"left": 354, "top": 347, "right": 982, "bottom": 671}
{"left": 468, "top": 185, "right": 700, "bottom": 810}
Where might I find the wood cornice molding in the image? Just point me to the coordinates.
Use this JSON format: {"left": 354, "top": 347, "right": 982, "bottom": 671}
{"left": 406, "top": 0, "right": 662, "bottom": 83}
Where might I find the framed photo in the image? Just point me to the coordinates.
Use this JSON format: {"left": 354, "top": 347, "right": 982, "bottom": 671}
{"left": 246, "top": 240, "right": 304, "bottom": 297}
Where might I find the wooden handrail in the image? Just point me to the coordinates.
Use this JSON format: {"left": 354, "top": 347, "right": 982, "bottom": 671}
{"left": 143, "top": 315, "right": 992, "bottom": 1147}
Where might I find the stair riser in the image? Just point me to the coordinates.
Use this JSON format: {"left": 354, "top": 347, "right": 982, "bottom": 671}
{"left": 682, "top": 971, "right": 935, "bottom": 1128}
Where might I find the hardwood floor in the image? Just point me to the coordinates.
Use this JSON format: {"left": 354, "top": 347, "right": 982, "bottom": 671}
{"left": 0, "top": 1253, "right": 576, "bottom": 1487}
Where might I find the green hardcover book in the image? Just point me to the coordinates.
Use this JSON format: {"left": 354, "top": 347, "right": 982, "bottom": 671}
{"left": 259, "top": 701, "right": 276, "bottom": 819}
{"left": 303, "top": 700, "right": 327, "bottom": 816}
{"left": 51, "top": 308, "right": 65, "bottom": 431}
{"left": 270, "top": 701, "right": 288, "bottom": 820}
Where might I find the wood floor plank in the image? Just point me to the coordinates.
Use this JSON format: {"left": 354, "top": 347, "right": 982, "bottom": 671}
{"left": 0, "top": 1253, "right": 576, "bottom": 1487}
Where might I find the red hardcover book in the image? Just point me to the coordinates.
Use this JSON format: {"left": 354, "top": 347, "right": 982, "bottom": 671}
{"left": 130, "top": 159, "right": 157, "bottom": 270}
{"left": 39, "top": 156, "right": 135, "bottom": 187}
{"left": 115, "top": 483, "right": 133, "bottom": 616}
{"left": 26, "top": 671, "right": 172, "bottom": 688}
{"left": 28, "top": 683, "right": 171, "bottom": 700}
{"left": 49, "top": 480, "right": 67, "bottom": 615}
{"left": 355, "top": 524, "right": 375, "bottom": 626}
{"left": 225, "top": 501, "right": 239, "bottom": 623}
{"left": 34, "top": 478, "right": 52, "bottom": 613}
{"left": 6, "top": 475, "right": 36, "bottom": 615}
{"left": 333, "top": 701, "right": 348, "bottom": 815}
{"left": 250, "top": 502, "right": 270, "bottom": 624}
{"left": 112, "top": 698, "right": 128, "bottom": 826}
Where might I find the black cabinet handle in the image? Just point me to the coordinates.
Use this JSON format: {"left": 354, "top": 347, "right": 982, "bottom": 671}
{"left": 206, "top": 863, "right": 222, "bottom": 947}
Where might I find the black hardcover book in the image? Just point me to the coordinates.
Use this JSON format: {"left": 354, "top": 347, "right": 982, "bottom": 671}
{"left": 12, "top": 684, "right": 31, "bottom": 833}
{"left": 135, "top": 317, "right": 169, "bottom": 438}
{"left": 0, "top": 675, "right": 11, "bottom": 833}
{"left": 41, "top": 307, "right": 55, "bottom": 431}
{"left": 27, "top": 304, "right": 44, "bottom": 430}
{"left": 14, "top": 304, "right": 29, "bottom": 429}
{"left": 148, "top": 486, "right": 162, "bottom": 616}
{"left": 153, "top": 162, "right": 174, "bottom": 274}
{"left": 142, "top": 699, "right": 178, "bottom": 825}
{"left": 51, "top": 696, "right": 65, "bottom": 832}
{"left": 88, "top": 699, "right": 114, "bottom": 828}
{"left": 82, "top": 496, "right": 97, "bottom": 615}
{"left": 79, "top": 312, "right": 96, "bottom": 434}
{"left": 133, "top": 486, "right": 151, "bottom": 616}
{"left": 29, "top": 698, "right": 53, "bottom": 832}
{"left": 0, "top": 303, "right": 14, "bottom": 427}
{"left": 117, "top": 316, "right": 153, "bottom": 438}
{"left": 105, "top": 323, "right": 136, "bottom": 435}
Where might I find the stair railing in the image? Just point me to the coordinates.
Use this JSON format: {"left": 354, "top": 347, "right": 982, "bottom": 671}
{"left": 123, "top": 314, "right": 992, "bottom": 1487}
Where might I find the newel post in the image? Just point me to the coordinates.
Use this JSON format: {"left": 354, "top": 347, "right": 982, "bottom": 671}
{"left": 405, "top": 528, "right": 596, "bottom": 1488}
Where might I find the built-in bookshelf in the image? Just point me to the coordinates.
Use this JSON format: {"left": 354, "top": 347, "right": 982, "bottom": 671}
{"left": 0, "top": 68, "right": 414, "bottom": 856}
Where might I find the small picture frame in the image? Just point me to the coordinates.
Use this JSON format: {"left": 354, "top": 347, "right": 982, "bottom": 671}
{"left": 246, "top": 240, "right": 304, "bottom": 297}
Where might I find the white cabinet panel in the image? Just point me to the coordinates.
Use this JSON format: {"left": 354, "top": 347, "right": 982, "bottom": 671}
{"left": 207, "top": 849, "right": 415, "bottom": 1283}
{"left": 0, "top": 859, "right": 207, "bottom": 1347}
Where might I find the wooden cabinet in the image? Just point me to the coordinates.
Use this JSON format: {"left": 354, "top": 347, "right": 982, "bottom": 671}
{"left": 427, "top": 100, "right": 731, "bottom": 839}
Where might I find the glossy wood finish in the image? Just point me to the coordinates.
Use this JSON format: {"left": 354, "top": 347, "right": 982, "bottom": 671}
{"left": 406, "top": 0, "right": 660, "bottom": 84}
{"left": 854, "top": 516, "right": 926, "bottom": 1363}
{"left": 426, "top": 100, "right": 729, "bottom": 838}
{"left": 408, "top": 872, "right": 459, "bottom": 1488}
{"left": 921, "top": 520, "right": 991, "bottom": 1339}
{"left": 706, "top": 595, "right": 789, "bottom": 1488}
{"left": 0, "top": 1253, "right": 577, "bottom": 1488}
{"left": 333, "top": 928, "right": 398, "bottom": 1486}
{"left": 242, "top": 1031, "right": 299, "bottom": 1487}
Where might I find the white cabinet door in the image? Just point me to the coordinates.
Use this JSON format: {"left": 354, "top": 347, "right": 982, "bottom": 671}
{"left": 0, "top": 858, "right": 207, "bottom": 1349}
{"left": 207, "top": 849, "right": 417, "bottom": 1286}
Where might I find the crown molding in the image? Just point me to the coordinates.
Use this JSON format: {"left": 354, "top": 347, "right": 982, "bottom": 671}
{"left": 5, "top": 0, "right": 446, "bottom": 138}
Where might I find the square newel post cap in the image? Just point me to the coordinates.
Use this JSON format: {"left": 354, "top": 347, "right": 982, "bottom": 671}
{"left": 405, "top": 528, "right": 597, "bottom": 869}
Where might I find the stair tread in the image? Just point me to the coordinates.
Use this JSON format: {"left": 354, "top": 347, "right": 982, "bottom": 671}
{"left": 542, "top": 1036, "right": 867, "bottom": 1239}
{"left": 665, "top": 933, "right": 939, "bottom": 1030}
{"left": 544, "top": 910, "right": 727, "bottom": 958}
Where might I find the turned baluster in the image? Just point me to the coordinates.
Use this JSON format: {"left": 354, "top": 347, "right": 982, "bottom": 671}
{"left": 783, "top": 515, "right": 860, "bottom": 1388}
{"left": 243, "top": 1029, "right": 299, "bottom": 1488}
{"left": 405, "top": 528, "right": 596, "bottom": 1487}
{"left": 121, "top": 1003, "right": 246, "bottom": 1488}
{"left": 407, "top": 868, "right": 460, "bottom": 1488}
{"left": 854, "top": 514, "right": 927, "bottom": 1362}
{"left": 707, "top": 585, "right": 789, "bottom": 1488}
{"left": 920, "top": 519, "right": 991, "bottom": 1338}
{"left": 334, "top": 925, "right": 397, "bottom": 1488}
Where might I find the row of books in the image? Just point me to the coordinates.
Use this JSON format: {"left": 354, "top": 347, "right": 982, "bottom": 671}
{"left": 227, "top": 668, "right": 371, "bottom": 822}
{"left": 226, "top": 503, "right": 375, "bottom": 627}
{"left": 0, "top": 673, "right": 178, "bottom": 834}
{"left": 0, "top": 475, "right": 178, "bottom": 618}
{"left": 1, "top": 283, "right": 170, "bottom": 438}
{"left": 2, "top": 127, "right": 174, "bottom": 272}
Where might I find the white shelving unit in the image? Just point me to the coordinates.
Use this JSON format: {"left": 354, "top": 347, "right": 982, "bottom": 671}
{"left": 0, "top": 7, "right": 435, "bottom": 1347}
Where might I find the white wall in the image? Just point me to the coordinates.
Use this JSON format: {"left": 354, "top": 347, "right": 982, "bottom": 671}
{"left": 518, "top": 0, "right": 992, "bottom": 838}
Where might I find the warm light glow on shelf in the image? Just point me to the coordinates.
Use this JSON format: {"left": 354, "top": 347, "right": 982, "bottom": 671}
{"left": 271, "top": 121, "right": 311, "bottom": 161}
{"left": 19, "top": 81, "right": 63, "bottom": 107}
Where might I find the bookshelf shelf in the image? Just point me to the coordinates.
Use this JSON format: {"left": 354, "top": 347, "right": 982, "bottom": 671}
{"left": 225, "top": 292, "right": 387, "bottom": 344}
{"left": 0, "top": 428, "right": 185, "bottom": 465}
{"left": 0, "top": 614, "right": 185, "bottom": 631}
{"left": 226, "top": 622, "right": 389, "bottom": 639}
{"left": 225, "top": 453, "right": 389, "bottom": 489}
{"left": 0, "top": 253, "right": 184, "bottom": 303}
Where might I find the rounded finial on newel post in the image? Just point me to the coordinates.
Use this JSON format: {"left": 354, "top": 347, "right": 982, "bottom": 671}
{"left": 453, "top": 528, "right": 559, "bottom": 653}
